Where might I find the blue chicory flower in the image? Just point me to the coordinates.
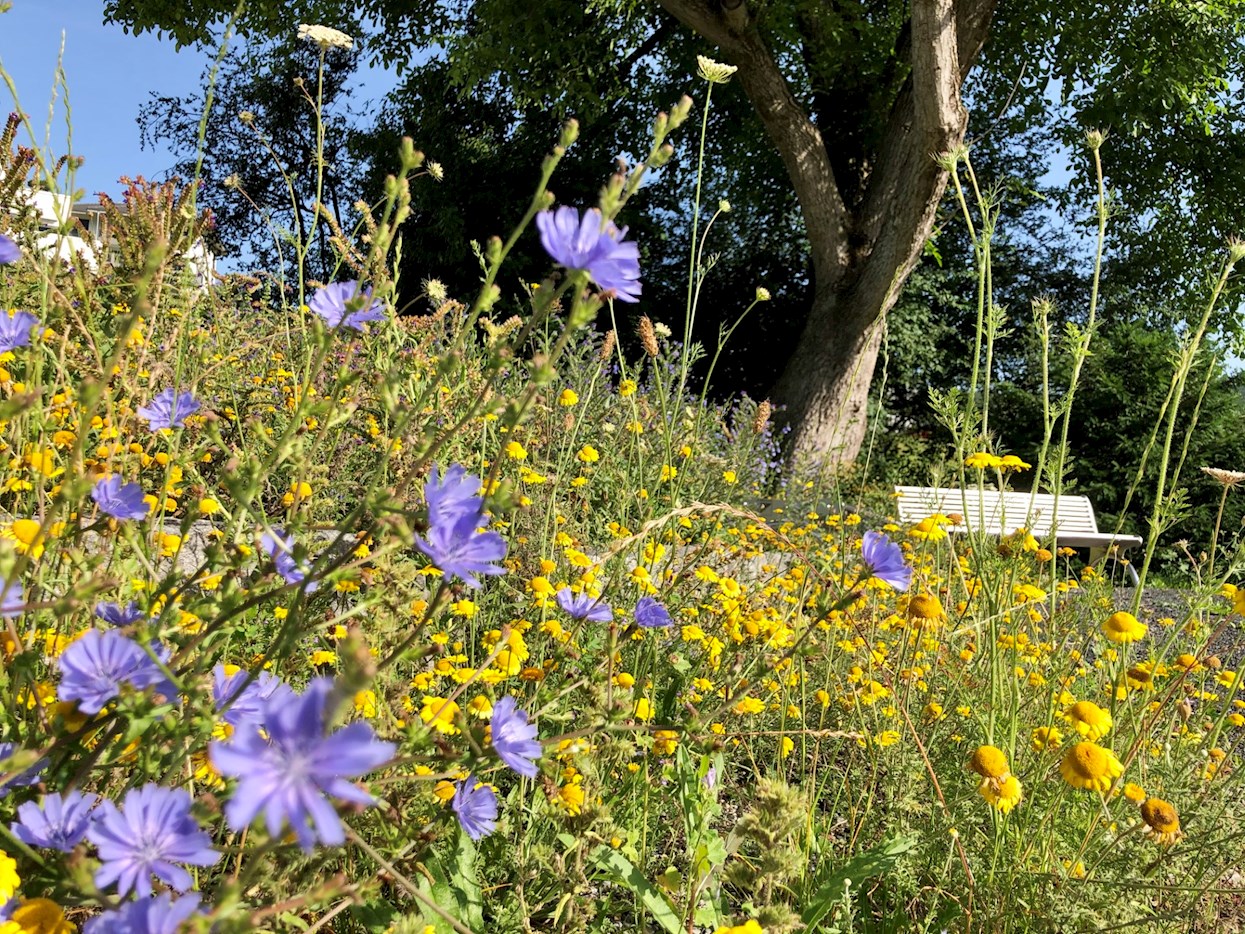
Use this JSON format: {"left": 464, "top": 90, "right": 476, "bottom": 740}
{"left": 136, "top": 388, "right": 201, "bottom": 431}
{"left": 12, "top": 791, "right": 99, "bottom": 851}
{"left": 94, "top": 601, "right": 145, "bottom": 626}
{"left": 633, "top": 595, "right": 673, "bottom": 628}
{"left": 88, "top": 784, "right": 219, "bottom": 898}
{"left": 424, "top": 465, "right": 486, "bottom": 527}
{"left": 0, "top": 742, "right": 48, "bottom": 797}
{"left": 489, "top": 695, "right": 541, "bottom": 779}
{"left": 414, "top": 466, "right": 507, "bottom": 588}
{"left": 860, "top": 530, "right": 912, "bottom": 591}
{"left": 0, "top": 579, "right": 22, "bottom": 619}
{"left": 83, "top": 892, "right": 205, "bottom": 934}
{"left": 212, "top": 664, "right": 293, "bottom": 728}
{"left": 451, "top": 776, "right": 498, "bottom": 841}
{"left": 260, "top": 528, "right": 319, "bottom": 593}
{"left": 535, "top": 206, "right": 641, "bottom": 302}
{"left": 309, "top": 281, "right": 386, "bottom": 331}
{"left": 0, "top": 311, "right": 40, "bottom": 353}
{"left": 57, "top": 629, "right": 178, "bottom": 715}
{"left": 555, "top": 587, "right": 613, "bottom": 622}
{"left": 0, "top": 233, "right": 19, "bottom": 265}
{"left": 209, "top": 677, "right": 396, "bottom": 851}
{"left": 91, "top": 476, "right": 150, "bottom": 521}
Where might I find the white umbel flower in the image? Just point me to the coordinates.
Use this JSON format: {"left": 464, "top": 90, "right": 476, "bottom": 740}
{"left": 298, "top": 24, "right": 355, "bottom": 51}
{"left": 696, "top": 54, "right": 738, "bottom": 84}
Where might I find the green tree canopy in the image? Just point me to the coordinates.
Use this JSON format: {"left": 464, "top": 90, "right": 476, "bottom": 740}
{"left": 106, "top": 0, "right": 1245, "bottom": 461}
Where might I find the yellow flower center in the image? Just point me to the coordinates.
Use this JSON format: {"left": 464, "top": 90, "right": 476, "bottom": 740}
{"left": 1061, "top": 741, "right": 1124, "bottom": 792}
{"left": 1141, "top": 797, "right": 1180, "bottom": 834}
{"left": 970, "top": 745, "right": 1010, "bottom": 779}
{"left": 907, "top": 593, "right": 945, "bottom": 621}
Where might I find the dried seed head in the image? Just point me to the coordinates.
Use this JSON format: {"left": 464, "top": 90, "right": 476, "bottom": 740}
{"left": 638, "top": 315, "right": 659, "bottom": 357}
{"left": 423, "top": 278, "right": 448, "bottom": 306}
{"left": 600, "top": 329, "right": 617, "bottom": 361}
{"left": 1201, "top": 466, "right": 1245, "bottom": 488}
{"left": 753, "top": 400, "right": 772, "bottom": 435}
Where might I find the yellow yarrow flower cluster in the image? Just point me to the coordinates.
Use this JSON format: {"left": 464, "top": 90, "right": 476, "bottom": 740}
{"left": 964, "top": 452, "right": 1031, "bottom": 471}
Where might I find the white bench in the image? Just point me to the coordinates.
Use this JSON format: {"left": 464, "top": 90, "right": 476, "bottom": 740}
{"left": 895, "top": 486, "right": 1143, "bottom": 585}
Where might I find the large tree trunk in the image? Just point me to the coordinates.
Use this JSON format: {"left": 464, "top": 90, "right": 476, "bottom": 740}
{"left": 655, "top": 0, "right": 995, "bottom": 466}
{"left": 772, "top": 286, "right": 887, "bottom": 464}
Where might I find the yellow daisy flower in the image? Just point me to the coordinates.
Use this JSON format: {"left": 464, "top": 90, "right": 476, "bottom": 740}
{"left": 1065, "top": 700, "right": 1112, "bottom": 741}
{"left": 1140, "top": 797, "right": 1181, "bottom": 845}
{"left": 1060, "top": 742, "right": 1124, "bottom": 792}
{"left": 1102, "top": 611, "right": 1146, "bottom": 644}
{"left": 0, "top": 898, "right": 73, "bottom": 934}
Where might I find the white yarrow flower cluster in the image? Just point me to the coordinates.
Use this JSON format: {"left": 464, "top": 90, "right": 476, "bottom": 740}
{"left": 297, "top": 24, "right": 355, "bottom": 50}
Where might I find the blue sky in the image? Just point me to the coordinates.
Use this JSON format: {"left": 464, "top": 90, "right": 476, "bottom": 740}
{"left": 0, "top": 1, "right": 398, "bottom": 201}
{"left": 0, "top": 0, "right": 209, "bottom": 199}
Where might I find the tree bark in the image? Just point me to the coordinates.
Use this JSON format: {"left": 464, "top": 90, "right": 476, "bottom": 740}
{"left": 656, "top": 0, "right": 995, "bottom": 467}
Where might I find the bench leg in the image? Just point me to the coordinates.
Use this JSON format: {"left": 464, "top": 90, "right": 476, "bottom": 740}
{"left": 1088, "top": 546, "right": 1140, "bottom": 587}
{"left": 1119, "top": 549, "right": 1140, "bottom": 587}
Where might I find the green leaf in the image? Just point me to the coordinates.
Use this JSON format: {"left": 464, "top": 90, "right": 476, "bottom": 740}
{"left": 590, "top": 846, "right": 684, "bottom": 934}
{"left": 347, "top": 900, "right": 399, "bottom": 933}
{"left": 453, "top": 832, "right": 484, "bottom": 931}
{"left": 415, "top": 836, "right": 483, "bottom": 932}
{"left": 802, "top": 837, "right": 915, "bottom": 931}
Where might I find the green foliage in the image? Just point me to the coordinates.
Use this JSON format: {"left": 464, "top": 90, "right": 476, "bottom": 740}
{"left": 8, "top": 12, "right": 1245, "bottom": 933}
{"left": 590, "top": 846, "right": 684, "bottom": 934}
{"left": 138, "top": 34, "right": 367, "bottom": 280}
{"left": 802, "top": 836, "right": 915, "bottom": 932}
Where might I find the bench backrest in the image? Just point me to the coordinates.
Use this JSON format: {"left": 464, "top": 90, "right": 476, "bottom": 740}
{"left": 895, "top": 486, "right": 1100, "bottom": 536}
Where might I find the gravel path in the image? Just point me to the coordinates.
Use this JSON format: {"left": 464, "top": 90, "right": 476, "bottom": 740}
{"left": 1110, "top": 587, "right": 1243, "bottom": 665}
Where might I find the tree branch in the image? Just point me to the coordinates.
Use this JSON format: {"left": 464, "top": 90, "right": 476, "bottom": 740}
{"left": 618, "top": 18, "right": 678, "bottom": 80}
{"left": 912, "top": 0, "right": 966, "bottom": 143}
{"left": 653, "top": 0, "right": 742, "bottom": 50}
{"left": 848, "top": 0, "right": 995, "bottom": 325}
{"left": 654, "top": 0, "right": 851, "bottom": 283}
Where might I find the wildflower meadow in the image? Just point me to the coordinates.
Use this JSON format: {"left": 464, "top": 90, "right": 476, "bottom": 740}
{"left": 1, "top": 19, "right": 1245, "bottom": 934}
